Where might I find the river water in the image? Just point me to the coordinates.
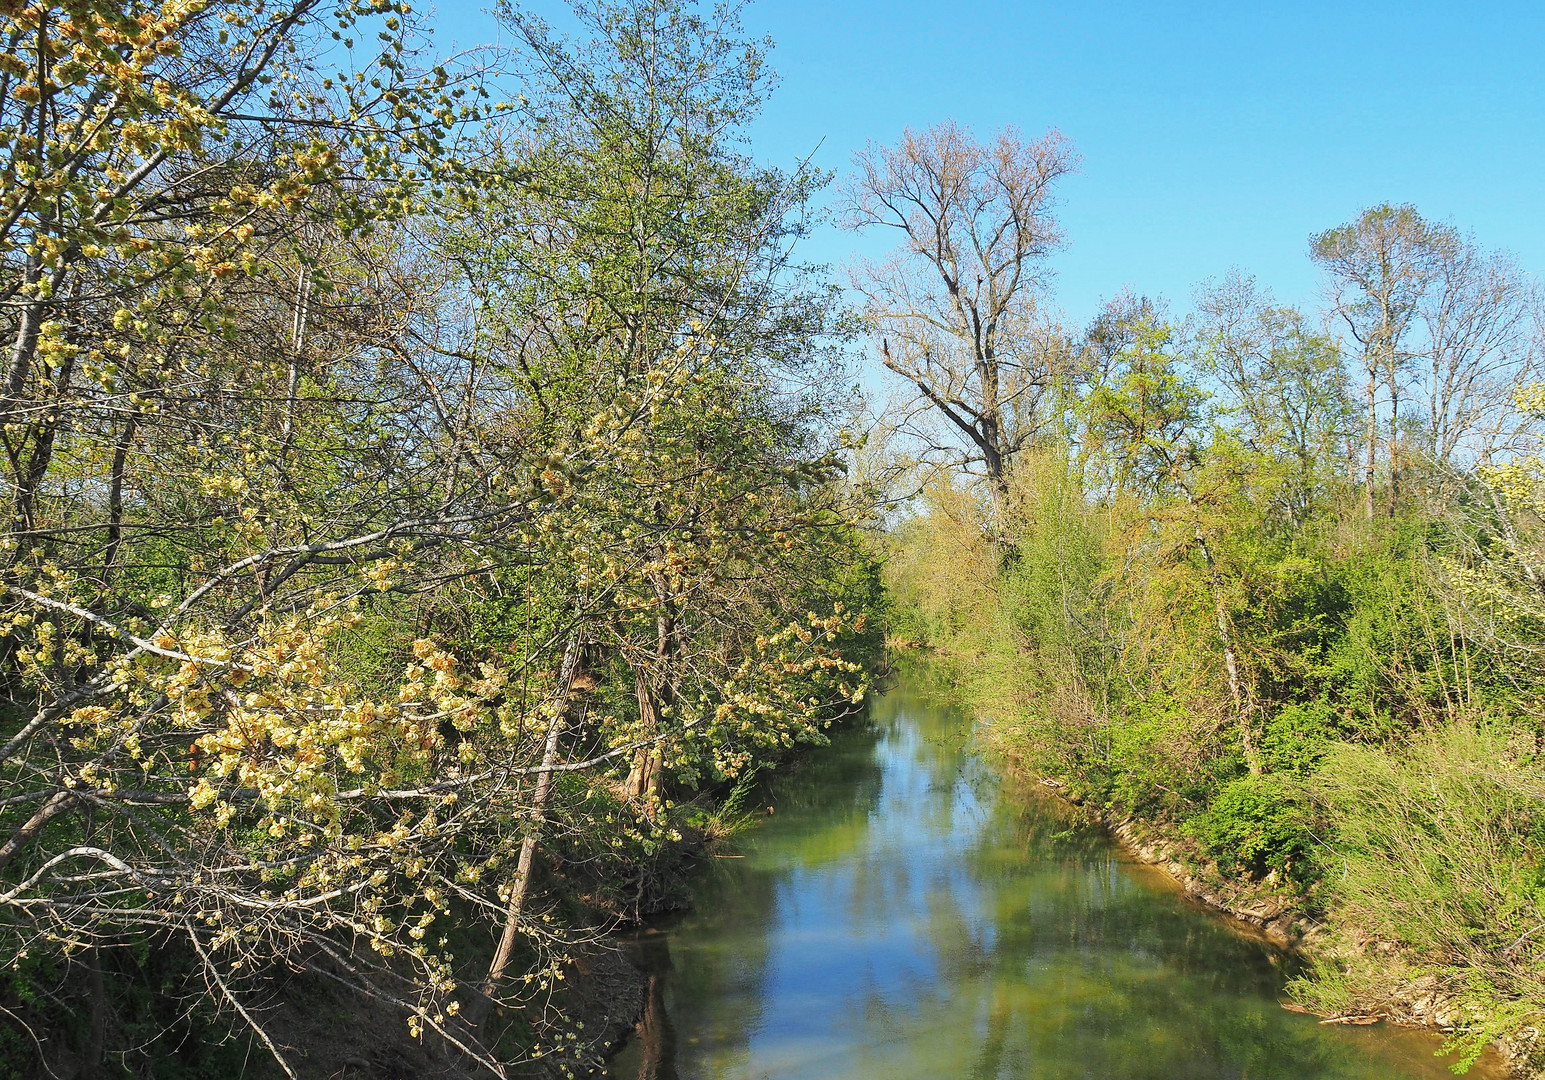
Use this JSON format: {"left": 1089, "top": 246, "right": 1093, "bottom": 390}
{"left": 607, "top": 668, "right": 1498, "bottom": 1079}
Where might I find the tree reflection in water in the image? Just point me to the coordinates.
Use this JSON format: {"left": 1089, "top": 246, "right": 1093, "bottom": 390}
{"left": 609, "top": 669, "right": 1501, "bottom": 1080}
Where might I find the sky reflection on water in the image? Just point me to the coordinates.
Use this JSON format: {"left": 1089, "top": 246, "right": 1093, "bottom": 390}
{"left": 608, "top": 671, "right": 1499, "bottom": 1080}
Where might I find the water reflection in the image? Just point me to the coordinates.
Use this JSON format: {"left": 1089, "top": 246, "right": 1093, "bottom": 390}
{"left": 608, "top": 671, "right": 1498, "bottom": 1080}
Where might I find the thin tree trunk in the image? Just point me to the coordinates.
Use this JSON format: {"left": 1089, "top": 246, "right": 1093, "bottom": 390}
{"left": 1387, "top": 376, "right": 1401, "bottom": 516}
{"left": 102, "top": 414, "right": 138, "bottom": 589}
{"left": 4, "top": 268, "right": 44, "bottom": 404}
{"left": 1194, "top": 525, "right": 1258, "bottom": 774}
{"left": 278, "top": 264, "right": 310, "bottom": 474}
{"left": 469, "top": 635, "right": 583, "bottom": 1034}
{"left": 1364, "top": 365, "right": 1378, "bottom": 521}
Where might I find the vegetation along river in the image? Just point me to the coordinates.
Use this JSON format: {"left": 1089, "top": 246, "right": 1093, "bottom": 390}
{"left": 607, "top": 667, "right": 1502, "bottom": 1080}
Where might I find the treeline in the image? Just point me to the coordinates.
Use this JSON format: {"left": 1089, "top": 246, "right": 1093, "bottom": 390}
{"left": 0, "top": 1, "right": 880, "bottom": 1077}
{"left": 870, "top": 126, "right": 1545, "bottom": 1070}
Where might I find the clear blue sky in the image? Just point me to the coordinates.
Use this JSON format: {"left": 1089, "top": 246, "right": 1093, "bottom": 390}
{"left": 435, "top": 0, "right": 1545, "bottom": 331}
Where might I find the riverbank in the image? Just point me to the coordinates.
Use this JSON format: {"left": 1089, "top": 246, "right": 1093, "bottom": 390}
{"left": 599, "top": 666, "right": 1501, "bottom": 1080}
{"left": 960, "top": 667, "right": 1543, "bottom": 1080}
{"left": 1086, "top": 794, "right": 1540, "bottom": 1079}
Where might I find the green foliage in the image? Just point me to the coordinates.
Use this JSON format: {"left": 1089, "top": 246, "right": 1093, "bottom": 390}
{"left": 1296, "top": 725, "right": 1545, "bottom": 1070}
{"left": 1257, "top": 701, "right": 1338, "bottom": 774}
{"left": 1186, "top": 775, "right": 1312, "bottom": 882}
{"left": 884, "top": 262, "right": 1545, "bottom": 1067}
{"left": 0, "top": 0, "right": 883, "bottom": 1075}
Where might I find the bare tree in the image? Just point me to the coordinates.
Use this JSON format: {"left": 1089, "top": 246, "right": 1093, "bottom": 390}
{"left": 1312, "top": 205, "right": 1543, "bottom": 517}
{"left": 841, "top": 122, "right": 1078, "bottom": 518}
{"left": 1194, "top": 272, "right": 1353, "bottom": 526}
{"left": 1310, "top": 204, "right": 1454, "bottom": 518}
{"left": 1419, "top": 244, "right": 1542, "bottom": 469}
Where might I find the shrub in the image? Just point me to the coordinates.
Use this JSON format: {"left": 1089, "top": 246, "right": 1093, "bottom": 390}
{"left": 1187, "top": 774, "right": 1312, "bottom": 882}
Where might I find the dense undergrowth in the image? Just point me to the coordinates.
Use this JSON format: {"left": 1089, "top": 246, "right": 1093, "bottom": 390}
{"left": 886, "top": 434, "right": 1545, "bottom": 1072}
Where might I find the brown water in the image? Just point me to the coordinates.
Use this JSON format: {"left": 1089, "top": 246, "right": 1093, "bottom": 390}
{"left": 608, "top": 669, "right": 1502, "bottom": 1080}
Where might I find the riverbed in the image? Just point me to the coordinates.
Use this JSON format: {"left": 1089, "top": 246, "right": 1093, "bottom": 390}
{"left": 607, "top": 669, "right": 1500, "bottom": 1079}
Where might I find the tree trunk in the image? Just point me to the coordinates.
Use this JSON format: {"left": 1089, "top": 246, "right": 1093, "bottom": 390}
{"left": 102, "top": 414, "right": 139, "bottom": 590}
{"left": 1364, "top": 365, "right": 1378, "bottom": 521}
{"left": 1194, "top": 525, "right": 1258, "bottom": 775}
{"left": 468, "top": 635, "right": 582, "bottom": 1034}
{"left": 625, "top": 667, "right": 663, "bottom": 815}
{"left": 626, "top": 588, "right": 675, "bottom": 817}
{"left": 1387, "top": 377, "right": 1401, "bottom": 517}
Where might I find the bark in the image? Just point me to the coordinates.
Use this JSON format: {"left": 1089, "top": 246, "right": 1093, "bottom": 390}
{"left": 1388, "top": 371, "right": 1401, "bottom": 516}
{"left": 626, "top": 578, "right": 676, "bottom": 816}
{"left": 625, "top": 667, "right": 664, "bottom": 813}
{"left": 469, "top": 635, "right": 583, "bottom": 1034}
{"left": 102, "top": 414, "right": 139, "bottom": 590}
{"left": 278, "top": 263, "right": 310, "bottom": 475}
{"left": 1364, "top": 366, "right": 1378, "bottom": 521}
{"left": 1194, "top": 525, "right": 1258, "bottom": 775}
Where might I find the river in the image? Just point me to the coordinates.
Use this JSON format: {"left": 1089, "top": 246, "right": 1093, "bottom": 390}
{"left": 606, "top": 667, "right": 1501, "bottom": 1079}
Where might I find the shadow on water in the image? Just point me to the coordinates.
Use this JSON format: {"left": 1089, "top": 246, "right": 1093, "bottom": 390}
{"left": 608, "top": 669, "right": 1504, "bottom": 1080}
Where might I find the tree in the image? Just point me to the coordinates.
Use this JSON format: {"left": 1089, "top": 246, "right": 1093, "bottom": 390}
{"left": 1082, "top": 310, "right": 1260, "bottom": 772}
{"left": 1312, "top": 205, "right": 1543, "bottom": 517}
{"left": 1310, "top": 204, "right": 1454, "bottom": 517}
{"left": 841, "top": 122, "right": 1078, "bottom": 519}
{"left": 0, "top": 1, "right": 878, "bottom": 1075}
{"left": 1417, "top": 242, "right": 1541, "bottom": 471}
{"left": 1193, "top": 272, "right": 1352, "bottom": 528}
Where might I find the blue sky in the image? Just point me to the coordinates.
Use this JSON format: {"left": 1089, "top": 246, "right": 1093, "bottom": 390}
{"left": 435, "top": 1, "right": 1545, "bottom": 331}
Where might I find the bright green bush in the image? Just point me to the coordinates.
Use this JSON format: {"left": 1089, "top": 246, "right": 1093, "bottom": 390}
{"left": 1259, "top": 700, "right": 1338, "bottom": 774}
{"left": 1187, "top": 774, "right": 1313, "bottom": 882}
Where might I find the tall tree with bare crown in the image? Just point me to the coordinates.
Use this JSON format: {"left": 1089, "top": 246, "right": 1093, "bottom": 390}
{"left": 841, "top": 122, "right": 1078, "bottom": 520}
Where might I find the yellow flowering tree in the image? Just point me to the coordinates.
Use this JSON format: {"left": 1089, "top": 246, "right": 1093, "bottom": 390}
{"left": 0, "top": 3, "right": 880, "bottom": 1076}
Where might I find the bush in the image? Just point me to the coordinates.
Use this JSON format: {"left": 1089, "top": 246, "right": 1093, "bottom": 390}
{"left": 1187, "top": 774, "right": 1312, "bottom": 882}
{"left": 1300, "top": 724, "right": 1545, "bottom": 1069}
{"left": 1259, "top": 700, "right": 1338, "bottom": 775}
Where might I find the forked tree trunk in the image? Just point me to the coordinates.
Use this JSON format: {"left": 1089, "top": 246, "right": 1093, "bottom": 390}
{"left": 625, "top": 591, "right": 675, "bottom": 817}
{"left": 625, "top": 667, "right": 664, "bottom": 815}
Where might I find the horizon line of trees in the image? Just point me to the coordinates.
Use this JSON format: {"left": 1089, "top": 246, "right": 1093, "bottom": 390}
{"left": 845, "top": 122, "right": 1544, "bottom": 525}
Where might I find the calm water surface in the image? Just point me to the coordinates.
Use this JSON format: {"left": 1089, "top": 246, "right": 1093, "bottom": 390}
{"left": 608, "top": 670, "right": 1499, "bottom": 1079}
